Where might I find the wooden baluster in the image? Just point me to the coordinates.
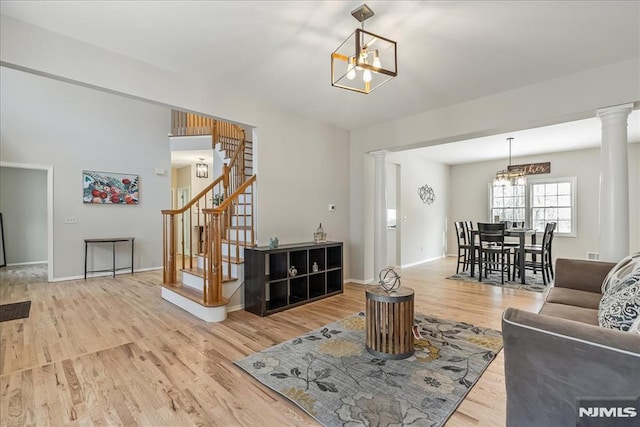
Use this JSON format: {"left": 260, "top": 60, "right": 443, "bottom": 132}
{"left": 169, "top": 213, "right": 176, "bottom": 283}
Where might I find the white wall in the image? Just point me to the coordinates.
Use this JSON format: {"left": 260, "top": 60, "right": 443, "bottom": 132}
{"left": 0, "top": 67, "right": 171, "bottom": 279}
{"left": 0, "top": 167, "right": 47, "bottom": 264}
{"left": 0, "top": 16, "right": 352, "bottom": 279}
{"left": 448, "top": 144, "right": 640, "bottom": 260}
{"left": 350, "top": 58, "right": 640, "bottom": 280}
{"left": 388, "top": 152, "right": 450, "bottom": 270}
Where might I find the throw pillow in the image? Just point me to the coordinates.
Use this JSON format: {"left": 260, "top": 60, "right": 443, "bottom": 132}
{"left": 598, "top": 274, "right": 640, "bottom": 332}
{"left": 601, "top": 252, "right": 640, "bottom": 295}
{"left": 629, "top": 315, "right": 640, "bottom": 334}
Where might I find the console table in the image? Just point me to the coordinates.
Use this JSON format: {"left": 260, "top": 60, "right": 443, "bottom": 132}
{"left": 84, "top": 237, "right": 135, "bottom": 279}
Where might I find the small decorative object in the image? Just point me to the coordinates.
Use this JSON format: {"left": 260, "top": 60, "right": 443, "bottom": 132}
{"left": 289, "top": 266, "right": 298, "bottom": 277}
{"left": 312, "top": 261, "right": 319, "bottom": 273}
{"left": 418, "top": 184, "right": 435, "bottom": 205}
{"left": 314, "top": 223, "right": 327, "bottom": 243}
{"left": 83, "top": 170, "right": 139, "bottom": 205}
{"left": 378, "top": 267, "right": 401, "bottom": 292}
{"left": 268, "top": 237, "right": 279, "bottom": 249}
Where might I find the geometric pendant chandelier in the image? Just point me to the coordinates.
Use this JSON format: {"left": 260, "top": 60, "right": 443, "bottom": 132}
{"left": 331, "top": 4, "right": 397, "bottom": 94}
{"left": 493, "top": 137, "right": 527, "bottom": 187}
{"left": 195, "top": 158, "right": 209, "bottom": 179}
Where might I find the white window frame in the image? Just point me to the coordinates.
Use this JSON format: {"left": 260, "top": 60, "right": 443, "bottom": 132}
{"left": 488, "top": 176, "right": 577, "bottom": 237}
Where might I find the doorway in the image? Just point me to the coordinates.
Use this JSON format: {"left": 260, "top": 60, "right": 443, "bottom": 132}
{"left": 0, "top": 162, "right": 54, "bottom": 281}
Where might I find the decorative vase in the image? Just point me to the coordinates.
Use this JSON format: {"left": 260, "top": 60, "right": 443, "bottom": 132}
{"left": 313, "top": 223, "right": 327, "bottom": 243}
{"left": 269, "top": 237, "right": 279, "bottom": 249}
{"left": 312, "top": 261, "right": 319, "bottom": 273}
{"left": 289, "top": 266, "right": 298, "bottom": 277}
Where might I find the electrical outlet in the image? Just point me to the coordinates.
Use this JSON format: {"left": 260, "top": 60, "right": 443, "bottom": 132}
{"left": 328, "top": 204, "right": 336, "bottom": 211}
{"left": 64, "top": 216, "right": 78, "bottom": 224}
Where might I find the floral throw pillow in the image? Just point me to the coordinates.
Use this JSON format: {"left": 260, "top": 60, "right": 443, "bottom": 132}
{"left": 601, "top": 252, "right": 640, "bottom": 296}
{"left": 629, "top": 315, "right": 640, "bottom": 334}
{"left": 598, "top": 274, "right": 640, "bottom": 332}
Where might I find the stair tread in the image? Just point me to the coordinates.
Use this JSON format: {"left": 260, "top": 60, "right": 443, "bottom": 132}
{"left": 222, "top": 255, "right": 244, "bottom": 264}
{"left": 221, "top": 239, "right": 256, "bottom": 247}
{"left": 162, "top": 284, "right": 229, "bottom": 307}
{"left": 180, "top": 267, "right": 237, "bottom": 282}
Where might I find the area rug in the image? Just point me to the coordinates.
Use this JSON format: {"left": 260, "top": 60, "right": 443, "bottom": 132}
{"left": 447, "top": 270, "right": 548, "bottom": 293}
{"left": 0, "top": 301, "right": 31, "bottom": 322}
{"left": 234, "top": 312, "right": 502, "bottom": 427}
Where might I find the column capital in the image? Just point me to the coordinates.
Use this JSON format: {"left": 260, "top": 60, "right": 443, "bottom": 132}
{"left": 597, "top": 103, "right": 634, "bottom": 119}
{"left": 369, "top": 150, "right": 390, "bottom": 158}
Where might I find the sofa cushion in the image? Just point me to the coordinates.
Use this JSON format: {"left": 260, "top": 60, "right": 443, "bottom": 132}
{"left": 629, "top": 315, "right": 640, "bottom": 334}
{"left": 598, "top": 274, "right": 640, "bottom": 332}
{"left": 601, "top": 252, "right": 640, "bottom": 295}
{"left": 545, "top": 287, "right": 601, "bottom": 310}
{"left": 538, "top": 303, "right": 599, "bottom": 326}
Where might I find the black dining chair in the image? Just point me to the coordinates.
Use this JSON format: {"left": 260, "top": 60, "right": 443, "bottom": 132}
{"left": 477, "top": 222, "right": 512, "bottom": 284}
{"left": 513, "top": 222, "right": 556, "bottom": 286}
{"left": 454, "top": 221, "right": 472, "bottom": 274}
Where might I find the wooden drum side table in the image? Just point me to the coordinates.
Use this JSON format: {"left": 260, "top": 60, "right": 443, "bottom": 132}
{"left": 365, "top": 285, "right": 415, "bottom": 360}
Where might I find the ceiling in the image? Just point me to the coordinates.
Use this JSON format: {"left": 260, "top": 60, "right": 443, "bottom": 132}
{"left": 409, "top": 109, "right": 640, "bottom": 165}
{"left": 171, "top": 150, "right": 212, "bottom": 168}
{"left": 1, "top": 1, "right": 638, "bottom": 134}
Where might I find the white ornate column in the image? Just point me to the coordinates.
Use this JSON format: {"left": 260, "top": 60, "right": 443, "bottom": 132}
{"left": 597, "top": 103, "right": 633, "bottom": 262}
{"left": 371, "top": 150, "right": 388, "bottom": 280}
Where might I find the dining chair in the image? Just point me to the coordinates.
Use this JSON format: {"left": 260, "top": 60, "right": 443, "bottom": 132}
{"left": 513, "top": 222, "right": 556, "bottom": 286}
{"left": 477, "top": 222, "right": 512, "bottom": 284}
{"left": 454, "top": 221, "right": 471, "bottom": 274}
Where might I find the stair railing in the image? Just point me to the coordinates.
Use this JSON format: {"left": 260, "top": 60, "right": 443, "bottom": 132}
{"left": 203, "top": 175, "right": 256, "bottom": 305}
{"left": 162, "top": 118, "right": 254, "bottom": 307}
{"left": 161, "top": 174, "right": 228, "bottom": 285}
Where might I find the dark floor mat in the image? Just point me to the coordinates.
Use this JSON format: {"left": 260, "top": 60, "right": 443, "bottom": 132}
{"left": 0, "top": 301, "right": 31, "bottom": 322}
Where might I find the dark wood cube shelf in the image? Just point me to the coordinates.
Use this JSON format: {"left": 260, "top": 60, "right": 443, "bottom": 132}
{"left": 244, "top": 241, "right": 343, "bottom": 316}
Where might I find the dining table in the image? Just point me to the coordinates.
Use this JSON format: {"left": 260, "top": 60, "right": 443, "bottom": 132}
{"left": 469, "top": 228, "right": 537, "bottom": 284}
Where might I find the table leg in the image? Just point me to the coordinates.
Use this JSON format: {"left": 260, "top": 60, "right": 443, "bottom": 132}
{"left": 84, "top": 241, "right": 88, "bottom": 280}
{"left": 519, "top": 233, "right": 526, "bottom": 284}
{"left": 470, "top": 243, "right": 476, "bottom": 277}
{"left": 131, "top": 238, "right": 134, "bottom": 275}
{"left": 112, "top": 242, "right": 116, "bottom": 278}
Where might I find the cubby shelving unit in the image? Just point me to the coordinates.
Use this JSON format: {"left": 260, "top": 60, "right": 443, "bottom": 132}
{"left": 244, "top": 241, "right": 343, "bottom": 316}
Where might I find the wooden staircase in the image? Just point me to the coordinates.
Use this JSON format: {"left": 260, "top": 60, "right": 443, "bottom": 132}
{"left": 162, "top": 111, "right": 255, "bottom": 322}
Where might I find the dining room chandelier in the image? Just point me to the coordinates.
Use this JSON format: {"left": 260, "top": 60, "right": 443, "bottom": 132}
{"left": 331, "top": 4, "right": 397, "bottom": 94}
{"left": 493, "top": 137, "right": 527, "bottom": 187}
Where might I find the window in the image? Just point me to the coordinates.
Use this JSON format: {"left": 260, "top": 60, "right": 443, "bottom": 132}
{"left": 490, "top": 185, "right": 526, "bottom": 223}
{"left": 489, "top": 177, "right": 576, "bottom": 236}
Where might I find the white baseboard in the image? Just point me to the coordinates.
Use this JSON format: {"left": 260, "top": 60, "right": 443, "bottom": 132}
{"left": 51, "top": 266, "right": 163, "bottom": 282}
{"left": 401, "top": 255, "right": 445, "bottom": 269}
{"left": 227, "top": 304, "right": 244, "bottom": 313}
{"left": 345, "top": 278, "right": 374, "bottom": 285}
{"left": 7, "top": 260, "right": 47, "bottom": 266}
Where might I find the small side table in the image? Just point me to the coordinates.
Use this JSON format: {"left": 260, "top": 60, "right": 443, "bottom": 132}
{"left": 84, "top": 237, "right": 135, "bottom": 279}
{"left": 365, "top": 285, "right": 415, "bottom": 359}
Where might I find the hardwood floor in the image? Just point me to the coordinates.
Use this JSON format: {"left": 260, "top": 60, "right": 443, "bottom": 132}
{"left": 0, "top": 258, "right": 544, "bottom": 426}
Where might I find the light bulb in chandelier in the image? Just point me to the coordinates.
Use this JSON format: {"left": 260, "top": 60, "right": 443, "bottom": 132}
{"left": 346, "top": 57, "right": 356, "bottom": 80}
{"left": 363, "top": 69, "right": 372, "bottom": 83}
{"left": 372, "top": 50, "right": 381, "bottom": 68}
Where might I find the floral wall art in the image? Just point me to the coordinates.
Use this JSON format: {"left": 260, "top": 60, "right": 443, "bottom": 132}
{"left": 83, "top": 170, "right": 139, "bottom": 204}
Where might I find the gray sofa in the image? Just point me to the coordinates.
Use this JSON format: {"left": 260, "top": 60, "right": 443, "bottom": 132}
{"left": 502, "top": 258, "right": 640, "bottom": 427}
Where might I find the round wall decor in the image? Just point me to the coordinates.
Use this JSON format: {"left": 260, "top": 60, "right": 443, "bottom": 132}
{"left": 418, "top": 184, "right": 435, "bottom": 204}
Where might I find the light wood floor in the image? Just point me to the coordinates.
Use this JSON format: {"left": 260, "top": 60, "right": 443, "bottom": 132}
{"left": 0, "top": 258, "right": 544, "bottom": 426}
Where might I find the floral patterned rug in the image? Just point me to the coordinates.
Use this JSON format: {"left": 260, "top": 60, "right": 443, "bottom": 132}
{"left": 234, "top": 312, "right": 502, "bottom": 427}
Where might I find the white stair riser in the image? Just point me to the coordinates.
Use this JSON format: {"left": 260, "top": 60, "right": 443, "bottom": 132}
{"left": 182, "top": 271, "right": 204, "bottom": 290}
{"left": 234, "top": 205, "right": 253, "bottom": 215}
{"left": 227, "top": 228, "right": 251, "bottom": 242}
{"left": 222, "top": 243, "right": 245, "bottom": 258}
{"left": 161, "top": 288, "right": 227, "bottom": 322}
{"left": 194, "top": 259, "right": 240, "bottom": 277}
{"left": 231, "top": 216, "right": 252, "bottom": 227}
{"left": 238, "top": 194, "right": 252, "bottom": 204}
